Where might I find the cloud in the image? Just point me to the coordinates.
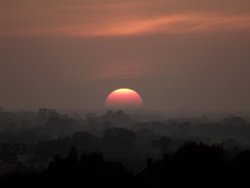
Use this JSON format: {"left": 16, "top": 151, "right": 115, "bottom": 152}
{"left": 1, "top": 0, "right": 250, "bottom": 38}
{"left": 70, "top": 13, "right": 250, "bottom": 37}
{"left": 1, "top": 13, "right": 250, "bottom": 38}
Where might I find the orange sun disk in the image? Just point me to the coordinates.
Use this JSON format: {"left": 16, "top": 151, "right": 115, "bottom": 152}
{"left": 106, "top": 88, "right": 143, "bottom": 109}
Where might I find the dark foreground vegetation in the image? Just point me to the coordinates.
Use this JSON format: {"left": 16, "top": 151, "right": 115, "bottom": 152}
{"left": 1, "top": 142, "right": 250, "bottom": 187}
{"left": 0, "top": 108, "right": 250, "bottom": 187}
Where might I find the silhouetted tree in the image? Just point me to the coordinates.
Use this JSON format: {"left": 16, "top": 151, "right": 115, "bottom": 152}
{"left": 152, "top": 136, "right": 173, "bottom": 154}
{"left": 102, "top": 127, "right": 136, "bottom": 159}
{"left": 72, "top": 131, "right": 98, "bottom": 153}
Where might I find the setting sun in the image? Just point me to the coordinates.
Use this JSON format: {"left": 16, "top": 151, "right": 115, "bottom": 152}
{"left": 106, "top": 88, "right": 144, "bottom": 109}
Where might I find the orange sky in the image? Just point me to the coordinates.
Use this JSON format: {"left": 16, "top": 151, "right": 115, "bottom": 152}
{"left": 1, "top": 0, "right": 250, "bottom": 37}
{"left": 0, "top": 0, "right": 250, "bottom": 113}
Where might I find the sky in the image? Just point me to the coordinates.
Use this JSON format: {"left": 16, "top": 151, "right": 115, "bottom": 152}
{"left": 0, "top": 0, "right": 250, "bottom": 114}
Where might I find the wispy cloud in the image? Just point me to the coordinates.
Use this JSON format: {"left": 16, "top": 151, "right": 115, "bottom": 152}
{"left": 85, "top": 62, "right": 156, "bottom": 81}
{"left": 1, "top": 13, "right": 250, "bottom": 38}
{"left": 71, "top": 13, "right": 250, "bottom": 37}
{"left": 1, "top": 0, "right": 250, "bottom": 38}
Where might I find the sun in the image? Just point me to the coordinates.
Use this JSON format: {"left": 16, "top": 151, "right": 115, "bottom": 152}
{"left": 106, "top": 88, "right": 144, "bottom": 109}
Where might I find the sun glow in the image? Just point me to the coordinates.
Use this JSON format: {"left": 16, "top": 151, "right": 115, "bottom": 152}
{"left": 106, "top": 88, "right": 144, "bottom": 109}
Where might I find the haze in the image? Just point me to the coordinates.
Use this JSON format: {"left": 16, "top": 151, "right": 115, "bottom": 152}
{"left": 1, "top": 0, "right": 250, "bottom": 114}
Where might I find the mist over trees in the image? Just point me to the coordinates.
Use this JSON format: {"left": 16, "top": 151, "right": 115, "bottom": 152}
{"left": 0, "top": 108, "right": 250, "bottom": 186}
{"left": 0, "top": 108, "right": 249, "bottom": 164}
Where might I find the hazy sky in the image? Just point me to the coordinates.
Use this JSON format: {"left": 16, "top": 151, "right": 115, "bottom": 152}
{"left": 1, "top": 0, "right": 250, "bottom": 113}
